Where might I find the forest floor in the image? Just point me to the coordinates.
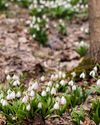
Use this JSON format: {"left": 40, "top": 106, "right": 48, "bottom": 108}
{"left": 0, "top": 3, "right": 88, "bottom": 82}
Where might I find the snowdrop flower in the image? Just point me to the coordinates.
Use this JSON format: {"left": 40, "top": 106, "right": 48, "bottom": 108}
{"left": 6, "top": 75, "right": 11, "bottom": 81}
{"left": 40, "top": 76, "right": 45, "bottom": 81}
{"left": 13, "top": 80, "right": 20, "bottom": 86}
{"left": 71, "top": 72, "right": 76, "bottom": 78}
{"left": 38, "top": 102, "right": 42, "bottom": 109}
{"left": 62, "top": 72, "right": 66, "bottom": 78}
{"left": 68, "top": 80, "right": 74, "bottom": 86}
{"left": 60, "top": 80, "right": 65, "bottom": 86}
{"left": 80, "top": 72, "right": 86, "bottom": 79}
{"left": 29, "top": 90, "right": 35, "bottom": 97}
{"left": 47, "top": 81, "right": 52, "bottom": 87}
{"left": 60, "top": 96, "right": 66, "bottom": 105}
{"left": 96, "top": 79, "right": 100, "bottom": 86}
{"left": 89, "top": 70, "right": 96, "bottom": 78}
{"left": 16, "top": 91, "right": 21, "bottom": 98}
{"left": 7, "top": 91, "right": 16, "bottom": 100}
{"left": 1, "top": 99, "right": 8, "bottom": 106}
{"left": 58, "top": 71, "right": 62, "bottom": 78}
{"left": 72, "top": 85, "right": 77, "bottom": 91}
{"left": 31, "top": 82, "right": 39, "bottom": 90}
{"left": 51, "top": 74, "right": 55, "bottom": 80}
{"left": 53, "top": 102, "right": 60, "bottom": 110}
{"left": 56, "top": 83, "right": 59, "bottom": 88}
{"left": 12, "top": 75, "right": 19, "bottom": 81}
{"left": 22, "top": 96, "right": 28, "bottom": 104}
{"left": 51, "top": 87, "right": 56, "bottom": 95}
{"left": 26, "top": 104, "right": 31, "bottom": 111}
{"left": 41, "top": 90, "right": 46, "bottom": 97}
{"left": 46, "top": 87, "right": 50, "bottom": 92}
{"left": 54, "top": 74, "right": 59, "bottom": 80}
{"left": 93, "top": 66, "right": 98, "bottom": 72}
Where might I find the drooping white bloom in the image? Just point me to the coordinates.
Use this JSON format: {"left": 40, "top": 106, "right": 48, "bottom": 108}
{"left": 56, "top": 83, "right": 59, "bottom": 88}
{"left": 22, "top": 96, "right": 28, "bottom": 104}
{"left": 58, "top": 71, "right": 62, "bottom": 78}
{"left": 60, "top": 80, "right": 65, "bottom": 86}
{"left": 40, "top": 76, "right": 45, "bottom": 81}
{"left": 93, "top": 66, "right": 98, "bottom": 72}
{"left": 68, "top": 80, "right": 74, "bottom": 86}
{"left": 47, "top": 81, "right": 52, "bottom": 87}
{"left": 80, "top": 72, "right": 86, "bottom": 79}
{"left": 96, "top": 79, "right": 100, "bottom": 86}
{"left": 13, "top": 80, "right": 20, "bottom": 86}
{"left": 56, "top": 96, "right": 61, "bottom": 103}
{"left": 60, "top": 96, "right": 66, "bottom": 105}
{"left": 6, "top": 75, "right": 11, "bottom": 81}
{"left": 16, "top": 91, "right": 21, "bottom": 98}
{"left": 72, "top": 85, "right": 77, "bottom": 91}
{"left": 26, "top": 104, "right": 31, "bottom": 111}
{"left": 89, "top": 70, "right": 96, "bottom": 78}
{"left": 71, "top": 72, "right": 76, "bottom": 78}
{"left": 29, "top": 90, "right": 35, "bottom": 97}
{"left": 51, "top": 87, "right": 56, "bottom": 95}
{"left": 38, "top": 102, "right": 42, "bottom": 109}
{"left": 1, "top": 99, "right": 8, "bottom": 106}
{"left": 62, "top": 72, "right": 66, "bottom": 78}
{"left": 46, "top": 87, "right": 50, "bottom": 92}
{"left": 31, "top": 82, "right": 39, "bottom": 90}
{"left": 12, "top": 75, "right": 19, "bottom": 81}
{"left": 7, "top": 91, "right": 16, "bottom": 100}
{"left": 41, "top": 90, "right": 46, "bottom": 97}
{"left": 53, "top": 102, "right": 60, "bottom": 110}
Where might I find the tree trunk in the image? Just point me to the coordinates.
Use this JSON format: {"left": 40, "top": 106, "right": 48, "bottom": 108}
{"left": 88, "top": 0, "right": 100, "bottom": 63}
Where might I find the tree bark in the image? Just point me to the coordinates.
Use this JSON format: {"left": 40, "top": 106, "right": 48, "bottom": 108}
{"left": 88, "top": 0, "right": 100, "bottom": 63}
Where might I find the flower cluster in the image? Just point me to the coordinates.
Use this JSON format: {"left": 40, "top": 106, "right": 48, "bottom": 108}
{"left": 75, "top": 40, "right": 90, "bottom": 57}
{"left": 0, "top": 66, "right": 99, "bottom": 124}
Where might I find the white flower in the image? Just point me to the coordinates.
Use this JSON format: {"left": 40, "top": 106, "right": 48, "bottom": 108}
{"left": 60, "top": 96, "right": 66, "bottom": 105}
{"left": 93, "top": 66, "right": 98, "bottom": 72}
{"left": 13, "top": 80, "right": 20, "bottom": 86}
{"left": 22, "top": 96, "right": 28, "bottom": 104}
{"left": 40, "top": 76, "right": 45, "bottom": 81}
{"left": 80, "top": 72, "right": 85, "bottom": 79}
{"left": 1, "top": 99, "right": 8, "bottom": 106}
{"left": 96, "top": 79, "right": 100, "bottom": 86}
{"left": 89, "top": 70, "right": 96, "bottom": 78}
{"left": 71, "top": 72, "right": 76, "bottom": 78}
{"left": 58, "top": 71, "right": 62, "bottom": 78}
{"left": 26, "top": 104, "right": 31, "bottom": 111}
{"left": 6, "top": 75, "right": 11, "bottom": 81}
{"left": 38, "top": 102, "right": 42, "bottom": 109}
{"left": 7, "top": 91, "right": 16, "bottom": 100}
{"left": 41, "top": 91, "right": 46, "bottom": 96}
{"left": 56, "top": 83, "right": 59, "bottom": 88}
{"left": 16, "top": 92, "right": 21, "bottom": 98}
{"left": 12, "top": 75, "right": 19, "bottom": 81}
{"left": 51, "top": 87, "right": 56, "bottom": 95}
{"left": 53, "top": 102, "right": 60, "bottom": 110}
{"left": 46, "top": 87, "right": 50, "bottom": 92}
{"left": 29, "top": 90, "right": 35, "bottom": 97}
{"left": 68, "top": 80, "right": 74, "bottom": 86}
{"left": 56, "top": 97, "right": 61, "bottom": 103}
{"left": 31, "top": 82, "right": 39, "bottom": 90}
{"left": 54, "top": 74, "right": 59, "bottom": 80}
{"left": 72, "top": 85, "right": 77, "bottom": 91}
{"left": 60, "top": 80, "right": 65, "bottom": 86}
{"left": 62, "top": 73, "right": 66, "bottom": 78}
{"left": 47, "top": 81, "right": 52, "bottom": 87}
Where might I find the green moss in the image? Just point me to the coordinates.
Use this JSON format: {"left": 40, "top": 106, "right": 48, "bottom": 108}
{"left": 67, "top": 57, "right": 96, "bottom": 81}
